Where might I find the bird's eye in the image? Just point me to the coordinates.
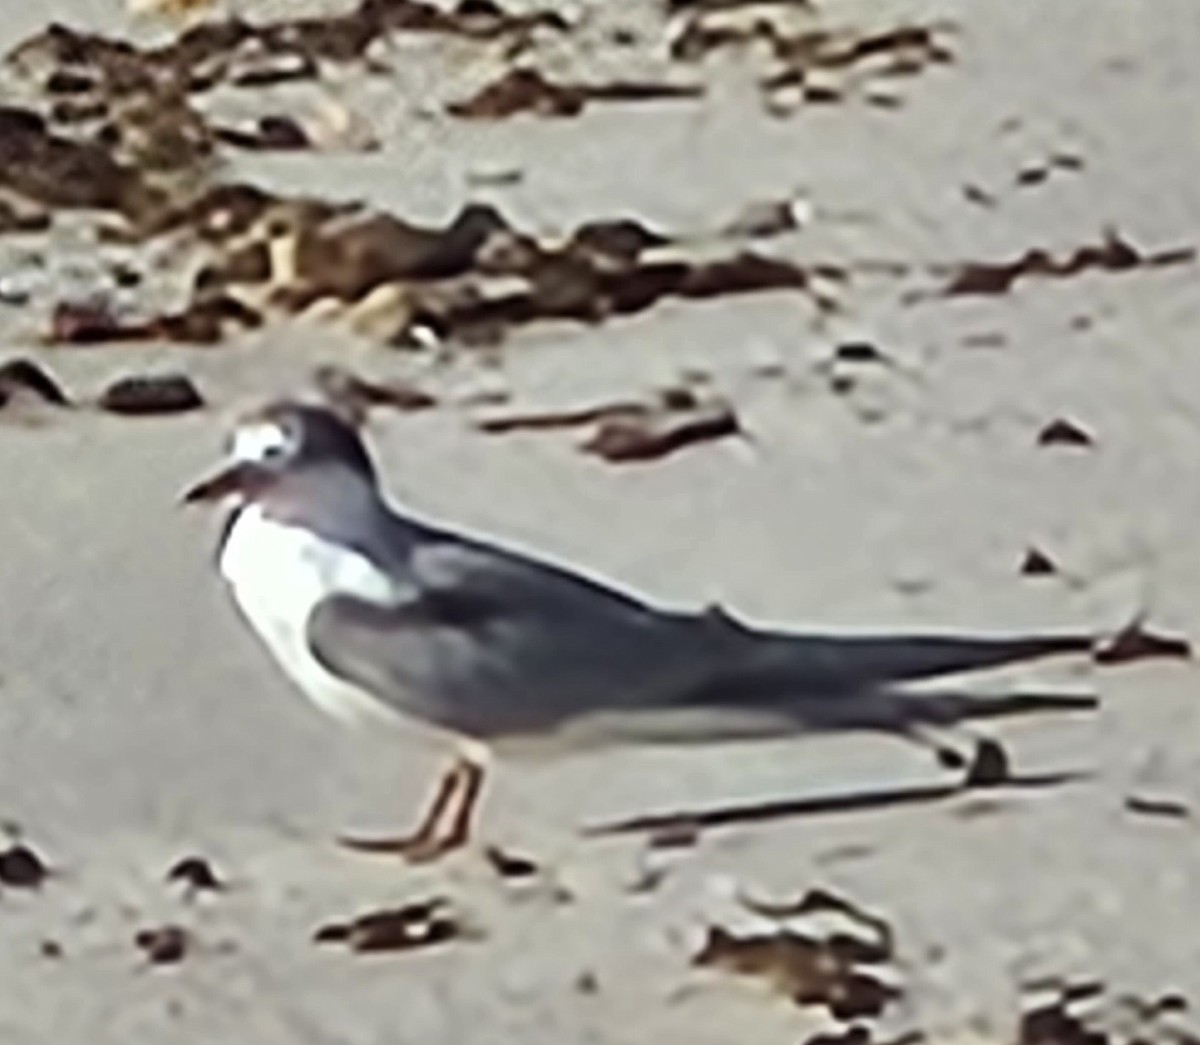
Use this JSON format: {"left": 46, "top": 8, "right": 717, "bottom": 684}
{"left": 257, "top": 427, "right": 291, "bottom": 460}
{"left": 232, "top": 422, "right": 293, "bottom": 464}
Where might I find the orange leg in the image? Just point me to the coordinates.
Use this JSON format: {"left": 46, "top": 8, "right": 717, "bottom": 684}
{"left": 435, "top": 758, "right": 484, "bottom": 854}
{"left": 338, "top": 755, "right": 486, "bottom": 864}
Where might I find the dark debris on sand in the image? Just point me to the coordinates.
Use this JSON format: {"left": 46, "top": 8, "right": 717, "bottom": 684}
{"left": 314, "top": 897, "right": 476, "bottom": 954}
{"left": 46, "top": 294, "right": 260, "bottom": 346}
{"left": 1019, "top": 979, "right": 1197, "bottom": 1045}
{"left": 938, "top": 229, "right": 1194, "bottom": 298}
{"left": 97, "top": 372, "right": 205, "bottom": 415}
{"left": 448, "top": 67, "right": 702, "bottom": 120}
{"left": 669, "top": 8, "right": 955, "bottom": 112}
{"left": 696, "top": 886, "right": 899, "bottom": 1018}
{"left": 0, "top": 2, "right": 882, "bottom": 356}
{"left": 479, "top": 386, "right": 741, "bottom": 462}
{"left": 166, "top": 855, "right": 225, "bottom": 893}
{"left": 0, "top": 843, "right": 49, "bottom": 888}
{"left": 0, "top": 358, "right": 69, "bottom": 407}
{"left": 134, "top": 924, "right": 190, "bottom": 965}
{"left": 181, "top": 196, "right": 828, "bottom": 346}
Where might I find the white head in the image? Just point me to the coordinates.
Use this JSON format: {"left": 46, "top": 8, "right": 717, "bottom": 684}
{"left": 183, "top": 402, "right": 376, "bottom": 505}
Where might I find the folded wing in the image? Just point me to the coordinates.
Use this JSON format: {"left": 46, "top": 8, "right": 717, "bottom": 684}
{"left": 308, "top": 530, "right": 1095, "bottom": 746}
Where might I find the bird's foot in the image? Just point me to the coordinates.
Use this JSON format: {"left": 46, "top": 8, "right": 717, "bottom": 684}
{"left": 337, "top": 829, "right": 465, "bottom": 864}
{"left": 934, "top": 744, "right": 969, "bottom": 770}
{"left": 963, "top": 737, "right": 1010, "bottom": 787}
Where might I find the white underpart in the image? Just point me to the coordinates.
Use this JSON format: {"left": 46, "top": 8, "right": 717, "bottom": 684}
{"left": 219, "top": 504, "right": 412, "bottom": 731}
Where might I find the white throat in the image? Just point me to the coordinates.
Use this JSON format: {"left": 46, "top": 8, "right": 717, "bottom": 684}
{"left": 218, "top": 504, "right": 401, "bottom": 727}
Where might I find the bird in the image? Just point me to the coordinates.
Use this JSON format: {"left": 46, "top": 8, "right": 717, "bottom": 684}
{"left": 183, "top": 399, "right": 1097, "bottom": 862}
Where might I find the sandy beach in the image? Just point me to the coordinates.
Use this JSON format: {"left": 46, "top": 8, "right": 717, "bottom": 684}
{"left": 0, "top": 0, "right": 1199, "bottom": 1042}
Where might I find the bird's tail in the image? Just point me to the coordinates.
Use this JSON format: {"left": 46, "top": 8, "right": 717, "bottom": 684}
{"left": 877, "top": 688, "right": 1098, "bottom": 725}
{"left": 689, "top": 617, "right": 1098, "bottom": 745}
{"left": 696, "top": 609, "right": 1096, "bottom": 691}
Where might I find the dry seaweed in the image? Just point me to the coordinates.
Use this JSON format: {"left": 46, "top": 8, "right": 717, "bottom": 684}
{"left": 142, "top": 182, "right": 305, "bottom": 241}
{"left": 939, "top": 230, "right": 1194, "bottom": 297}
{"left": 0, "top": 197, "right": 51, "bottom": 233}
{"left": 190, "top": 193, "right": 825, "bottom": 344}
{"left": 764, "top": 24, "right": 953, "bottom": 88}
{"left": 213, "top": 115, "right": 311, "bottom": 151}
{"left": 449, "top": 67, "right": 701, "bottom": 119}
{"left": 1124, "top": 795, "right": 1190, "bottom": 820}
{"left": 47, "top": 295, "right": 260, "bottom": 345}
{"left": 47, "top": 299, "right": 132, "bottom": 344}
{"left": 670, "top": 10, "right": 953, "bottom": 110}
{"left": 1020, "top": 980, "right": 1197, "bottom": 1045}
{"left": 154, "top": 295, "right": 263, "bottom": 343}
{"left": 7, "top": 4, "right": 567, "bottom": 97}
{"left": 0, "top": 10, "right": 880, "bottom": 349}
{"left": 697, "top": 879, "right": 899, "bottom": 1017}
{"left": 568, "top": 218, "right": 671, "bottom": 262}
{"left": 476, "top": 399, "right": 647, "bottom": 433}
{"left": 693, "top": 925, "right": 899, "bottom": 1017}
{"left": 314, "top": 897, "right": 472, "bottom": 954}
{"left": 266, "top": 203, "right": 511, "bottom": 300}
{"left": 803, "top": 1028, "right": 921, "bottom": 1045}
{"left": 582, "top": 399, "right": 739, "bottom": 462}
{"left": 478, "top": 388, "right": 738, "bottom": 461}
{"left": 0, "top": 4, "right": 566, "bottom": 233}
{"left": 0, "top": 105, "right": 158, "bottom": 217}
{"left": 667, "top": 0, "right": 816, "bottom": 10}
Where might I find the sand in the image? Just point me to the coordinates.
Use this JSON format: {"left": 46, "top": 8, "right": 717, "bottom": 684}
{"left": 0, "top": 0, "right": 1198, "bottom": 1042}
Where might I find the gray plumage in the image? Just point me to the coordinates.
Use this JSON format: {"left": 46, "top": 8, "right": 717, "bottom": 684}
{"left": 194, "top": 402, "right": 1095, "bottom": 756}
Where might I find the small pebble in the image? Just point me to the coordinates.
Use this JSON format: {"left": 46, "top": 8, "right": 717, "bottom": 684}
{"left": 1037, "top": 417, "right": 1094, "bottom": 447}
{"left": 135, "top": 925, "right": 189, "bottom": 965}
{"left": 98, "top": 373, "right": 204, "bottom": 415}
{"left": 166, "top": 855, "right": 224, "bottom": 892}
{"left": 0, "top": 843, "right": 48, "bottom": 888}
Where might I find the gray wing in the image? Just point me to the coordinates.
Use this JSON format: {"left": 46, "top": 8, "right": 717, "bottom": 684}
{"left": 306, "top": 536, "right": 730, "bottom": 741}
{"left": 307, "top": 530, "right": 1096, "bottom": 745}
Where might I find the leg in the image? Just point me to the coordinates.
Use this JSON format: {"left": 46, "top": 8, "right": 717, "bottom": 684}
{"left": 396, "top": 754, "right": 486, "bottom": 864}
{"left": 896, "top": 721, "right": 970, "bottom": 769}
{"left": 337, "top": 746, "right": 490, "bottom": 864}
{"left": 897, "top": 723, "right": 1011, "bottom": 784}
{"left": 438, "top": 758, "right": 484, "bottom": 852}
{"left": 338, "top": 760, "right": 466, "bottom": 857}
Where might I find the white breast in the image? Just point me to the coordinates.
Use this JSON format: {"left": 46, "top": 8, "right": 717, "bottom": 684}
{"left": 218, "top": 505, "right": 404, "bottom": 728}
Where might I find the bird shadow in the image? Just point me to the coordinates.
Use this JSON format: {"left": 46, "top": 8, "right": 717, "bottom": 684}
{"left": 583, "top": 728, "right": 1093, "bottom": 839}
{"left": 584, "top": 769, "right": 1090, "bottom": 837}
{"left": 584, "top": 768, "right": 1090, "bottom": 837}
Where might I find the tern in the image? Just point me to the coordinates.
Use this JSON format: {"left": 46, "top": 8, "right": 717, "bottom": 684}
{"left": 184, "top": 401, "right": 1095, "bottom": 861}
